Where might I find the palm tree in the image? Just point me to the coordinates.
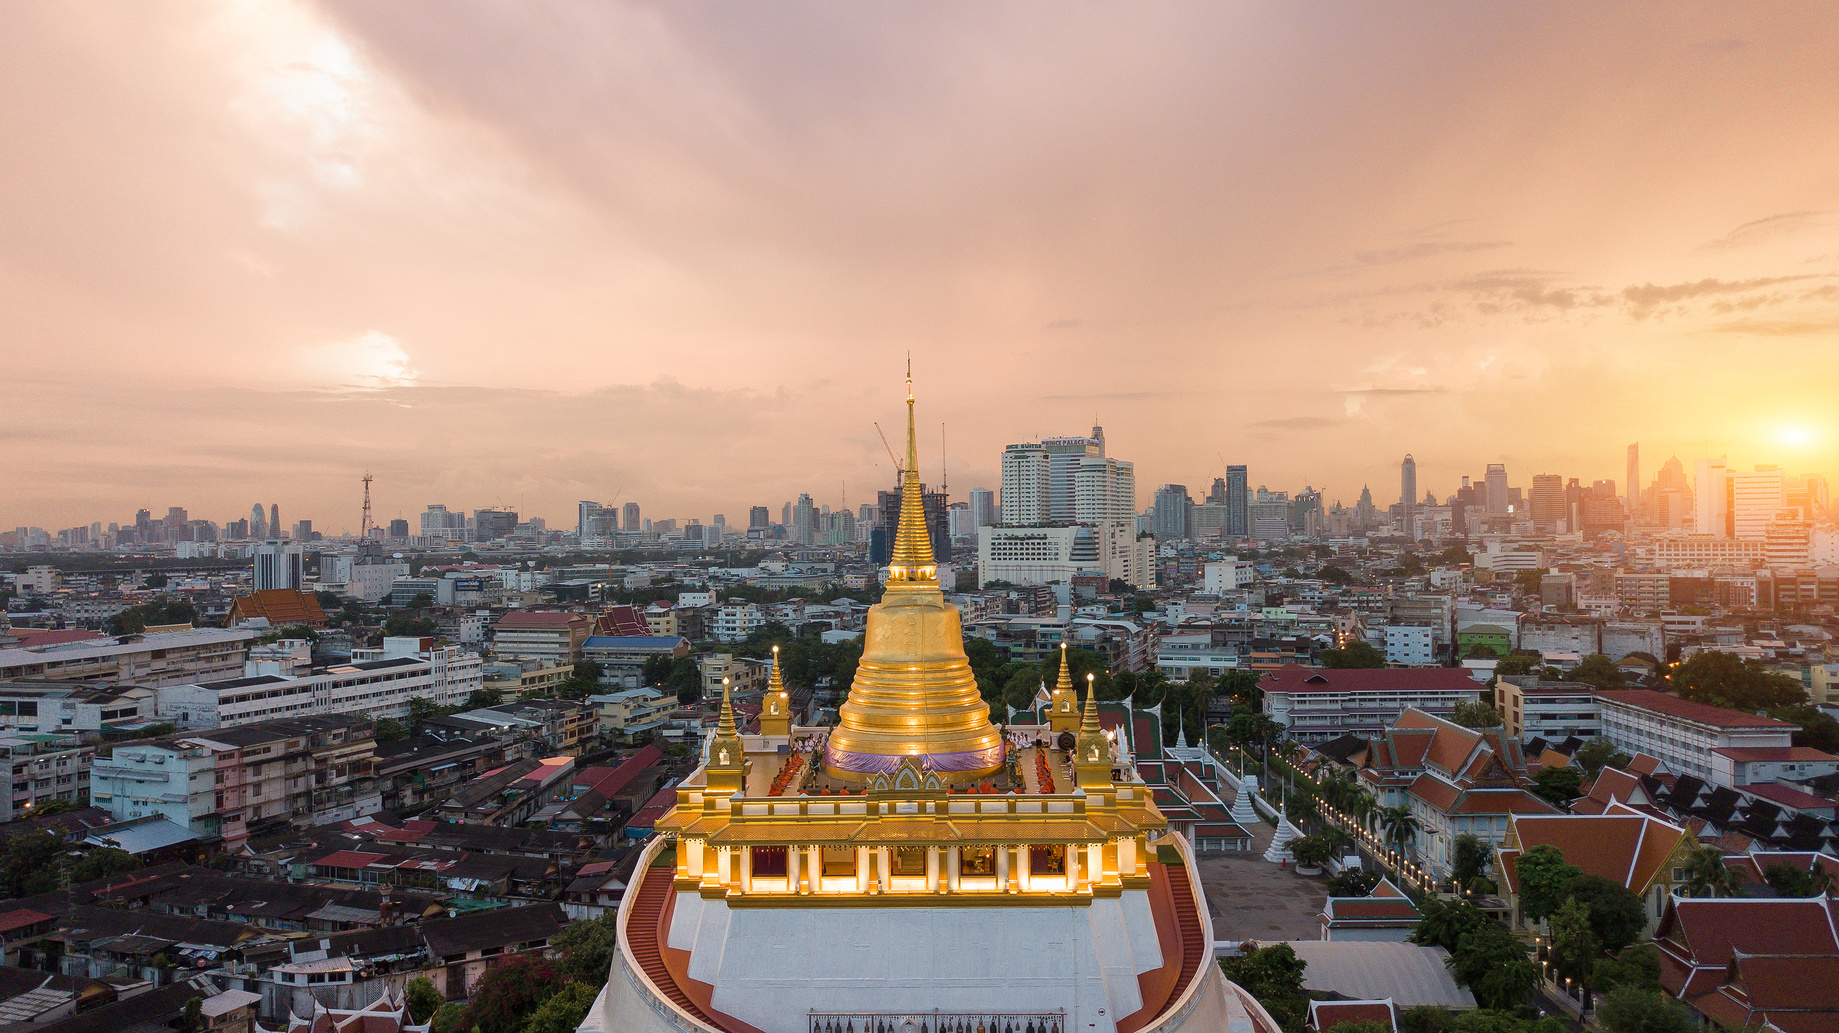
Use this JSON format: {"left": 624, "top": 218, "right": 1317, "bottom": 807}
{"left": 1380, "top": 805, "right": 1420, "bottom": 854}
{"left": 1347, "top": 788, "right": 1379, "bottom": 835}
{"left": 1682, "top": 843, "right": 1745, "bottom": 898}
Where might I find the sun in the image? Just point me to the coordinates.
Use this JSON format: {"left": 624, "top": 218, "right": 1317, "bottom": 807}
{"left": 1777, "top": 426, "right": 1815, "bottom": 447}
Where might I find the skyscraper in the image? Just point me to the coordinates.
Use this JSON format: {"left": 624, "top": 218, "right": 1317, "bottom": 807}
{"left": 1152, "top": 484, "right": 1192, "bottom": 541}
{"left": 748, "top": 506, "right": 770, "bottom": 530}
{"left": 1356, "top": 485, "right": 1375, "bottom": 530}
{"left": 793, "top": 493, "right": 818, "bottom": 545}
{"left": 1485, "top": 464, "right": 1509, "bottom": 515}
{"left": 622, "top": 502, "right": 641, "bottom": 532}
{"left": 254, "top": 540, "right": 304, "bottom": 591}
{"left": 968, "top": 487, "right": 998, "bottom": 528}
{"left": 1206, "top": 477, "right": 1226, "bottom": 505}
{"left": 249, "top": 503, "right": 266, "bottom": 539}
{"left": 577, "top": 500, "right": 602, "bottom": 539}
{"left": 1728, "top": 467, "right": 1788, "bottom": 540}
{"left": 1530, "top": 474, "right": 1566, "bottom": 529}
{"left": 1226, "top": 465, "right": 1248, "bottom": 537}
{"left": 269, "top": 504, "right": 281, "bottom": 539}
{"left": 1400, "top": 455, "right": 1417, "bottom": 540}
{"left": 999, "top": 443, "right": 1050, "bottom": 524}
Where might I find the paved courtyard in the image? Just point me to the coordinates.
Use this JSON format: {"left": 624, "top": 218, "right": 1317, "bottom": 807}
{"left": 1193, "top": 775, "right": 1329, "bottom": 943}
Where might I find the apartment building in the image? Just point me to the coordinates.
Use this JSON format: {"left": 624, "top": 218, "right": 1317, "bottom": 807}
{"left": 587, "top": 688, "right": 676, "bottom": 738}
{"left": 0, "top": 684, "right": 155, "bottom": 736}
{"left": 1262, "top": 665, "right": 1485, "bottom": 742}
{"left": 1383, "top": 625, "right": 1436, "bottom": 666}
{"left": 0, "top": 628, "right": 255, "bottom": 686}
{"left": 481, "top": 660, "right": 576, "bottom": 700}
{"left": 711, "top": 602, "right": 766, "bottom": 643}
{"left": 490, "top": 611, "right": 592, "bottom": 662}
{"left": 580, "top": 635, "right": 690, "bottom": 687}
{"left": 1492, "top": 678, "right": 1602, "bottom": 742}
{"left": 1, "top": 733, "right": 94, "bottom": 821}
{"left": 91, "top": 715, "right": 378, "bottom": 843}
{"left": 1595, "top": 689, "right": 1799, "bottom": 785}
{"left": 155, "top": 638, "right": 480, "bottom": 728}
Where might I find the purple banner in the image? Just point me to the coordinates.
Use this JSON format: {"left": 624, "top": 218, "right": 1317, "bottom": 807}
{"left": 825, "top": 742, "right": 1004, "bottom": 775}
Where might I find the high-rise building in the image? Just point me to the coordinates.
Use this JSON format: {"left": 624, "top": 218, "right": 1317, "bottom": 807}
{"left": 999, "top": 443, "right": 1050, "bottom": 525}
{"left": 748, "top": 506, "right": 770, "bottom": 530}
{"left": 1040, "top": 427, "right": 1105, "bottom": 522}
{"left": 1356, "top": 485, "right": 1375, "bottom": 530}
{"left": 1400, "top": 455, "right": 1417, "bottom": 540}
{"left": 1729, "top": 468, "right": 1788, "bottom": 540}
{"left": 1485, "top": 464, "right": 1509, "bottom": 515}
{"left": 387, "top": 518, "right": 409, "bottom": 539}
{"left": 419, "top": 504, "right": 466, "bottom": 541}
{"left": 793, "top": 493, "right": 818, "bottom": 546}
{"left": 292, "top": 520, "right": 313, "bottom": 542}
{"left": 473, "top": 510, "right": 518, "bottom": 540}
{"left": 1206, "top": 477, "right": 1227, "bottom": 505}
{"left": 622, "top": 502, "right": 641, "bottom": 532}
{"left": 577, "top": 500, "right": 602, "bottom": 539}
{"left": 249, "top": 504, "right": 266, "bottom": 539}
{"left": 166, "top": 506, "right": 187, "bottom": 527}
{"left": 1626, "top": 443, "right": 1640, "bottom": 524}
{"left": 1694, "top": 458, "right": 1730, "bottom": 537}
{"left": 968, "top": 487, "right": 998, "bottom": 528}
{"left": 873, "top": 485, "right": 951, "bottom": 564}
{"left": 1530, "top": 474, "right": 1566, "bottom": 529}
{"left": 253, "top": 540, "right": 304, "bottom": 591}
{"left": 269, "top": 504, "right": 280, "bottom": 539}
{"left": 1152, "top": 484, "right": 1192, "bottom": 541}
{"left": 1225, "top": 465, "right": 1249, "bottom": 537}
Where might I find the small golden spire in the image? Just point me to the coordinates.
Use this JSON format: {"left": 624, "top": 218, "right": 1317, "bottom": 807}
{"left": 1082, "top": 672, "right": 1100, "bottom": 735}
{"left": 768, "top": 644, "right": 785, "bottom": 693}
{"left": 886, "top": 365, "right": 938, "bottom": 582}
{"left": 717, "top": 676, "right": 737, "bottom": 740}
{"left": 1075, "top": 671, "right": 1112, "bottom": 789}
{"left": 1055, "top": 642, "right": 1074, "bottom": 696}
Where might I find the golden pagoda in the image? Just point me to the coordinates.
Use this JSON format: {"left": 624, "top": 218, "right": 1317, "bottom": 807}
{"left": 822, "top": 370, "right": 1003, "bottom": 782}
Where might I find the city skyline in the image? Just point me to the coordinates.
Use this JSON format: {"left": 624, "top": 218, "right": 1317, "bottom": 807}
{"left": 4, "top": 3, "right": 1836, "bottom": 530}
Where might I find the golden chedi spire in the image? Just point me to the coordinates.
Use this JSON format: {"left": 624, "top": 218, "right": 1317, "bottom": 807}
{"left": 824, "top": 368, "right": 1002, "bottom": 782}
{"left": 707, "top": 677, "right": 746, "bottom": 794}
{"left": 759, "top": 644, "right": 791, "bottom": 738}
{"left": 1049, "top": 642, "right": 1080, "bottom": 733}
{"left": 1075, "top": 672, "right": 1114, "bottom": 790}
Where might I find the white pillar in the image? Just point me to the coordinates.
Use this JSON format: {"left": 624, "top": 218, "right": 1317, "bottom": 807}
{"left": 997, "top": 843, "right": 1010, "bottom": 891}
{"left": 947, "top": 846, "right": 961, "bottom": 892}
{"left": 1066, "top": 842, "right": 1079, "bottom": 891}
{"left": 717, "top": 847, "right": 731, "bottom": 886}
{"left": 787, "top": 844, "right": 800, "bottom": 892}
{"left": 1017, "top": 842, "right": 1031, "bottom": 890}
{"left": 927, "top": 847, "right": 940, "bottom": 893}
{"left": 740, "top": 847, "right": 752, "bottom": 894}
{"left": 1087, "top": 843, "right": 1103, "bottom": 886}
{"left": 877, "top": 847, "right": 891, "bottom": 893}
{"left": 856, "top": 847, "right": 870, "bottom": 893}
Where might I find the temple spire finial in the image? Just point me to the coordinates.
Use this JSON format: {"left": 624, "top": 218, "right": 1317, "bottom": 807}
{"left": 886, "top": 363, "right": 937, "bottom": 581}
{"left": 717, "top": 676, "right": 737, "bottom": 740}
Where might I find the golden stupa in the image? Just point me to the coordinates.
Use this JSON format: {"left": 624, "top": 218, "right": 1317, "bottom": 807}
{"left": 822, "top": 371, "right": 1004, "bottom": 782}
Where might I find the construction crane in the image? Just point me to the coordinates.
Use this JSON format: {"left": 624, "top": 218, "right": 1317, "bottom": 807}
{"left": 873, "top": 422, "right": 902, "bottom": 476}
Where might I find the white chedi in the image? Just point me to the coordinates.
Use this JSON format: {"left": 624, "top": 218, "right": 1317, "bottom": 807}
{"left": 1262, "top": 803, "right": 1299, "bottom": 864}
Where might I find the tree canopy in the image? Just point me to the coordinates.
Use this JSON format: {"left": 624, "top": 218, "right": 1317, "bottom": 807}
{"left": 1219, "top": 943, "right": 1309, "bottom": 1033}
{"left": 1319, "top": 642, "right": 1387, "bottom": 669}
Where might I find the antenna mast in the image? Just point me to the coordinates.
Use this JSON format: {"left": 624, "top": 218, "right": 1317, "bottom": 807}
{"left": 360, "top": 472, "right": 374, "bottom": 539}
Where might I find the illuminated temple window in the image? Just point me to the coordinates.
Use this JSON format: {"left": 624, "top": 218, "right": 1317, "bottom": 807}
{"left": 893, "top": 846, "right": 927, "bottom": 876}
{"left": 959, "top": 845, "right": 994, "bottom": 876}
{"left": 1029, "top": 844, "right": 1066, "bottom": 875}
{"left": 752, "top": 845, "right": 787, "bottom": 878}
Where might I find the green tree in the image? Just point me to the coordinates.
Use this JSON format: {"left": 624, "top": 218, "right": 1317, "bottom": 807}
{"left": 176, "top": 996, "right": 203, "bottom": 1033}
{"left": 1593, "top": 943, "right": 1662, "bottom": 994}
{"left": 1681, "top": 843, "right": 1744, "bottom": 898}
{"left": 1763, "top": 861, "right": 1831, "bottom": 897}
{"left": 1398, "top": 1006, "right": 1456, "bottom": 1033}
{"left": 1380, "top": 805, "right": 1419, "bottom": 853}
{"left": 454, "top": 955, "right": 568, "bottom": 1033}
{"left": 1567, "top": 873, "right": 1647, "bottom": 951}
{"left": 1450, "top": 833, "right": 1490, "bottom": 889}
{"left": 667, "top": 657, "right": 702, "bottom": 704}
{"left": 1410, "top": 897, "right": 1491, "bottom": 952}
{"left": 550, "top": 911, "right": 618, "bottom": 983}
{"left": 466, "top": 687, "right": 505, "bottom": 710}
{"left": 373, "top": 718, "right": 407, "bottom": 744}
{"left": 1449, "top": 701, "right": 1502, "bottom": 729}
{"left": 517, "top": 981, "right": 599, "bottom": 1033}
{"left": 1515, "top": 844, "right": 1582, "bottom": 923}
{"left": 1548, "top": 897, "right": 1598, "bottom": 985}
{"left": 429, "top": 1003, "right": 469, "bottom": 1033}
{"left": 1530, "top": 765, "right": 1583, "bottom": 805}
{"left": 1219, "top": 943, "right": 1309, "bottom": 1033}
{"left": 1326, "top": 869, "right": 1379, "bottom": 897}
{"left": 640, "top": 653, "right": 676, "bottom": 686}
{"left": 1569, "top": 654, "right": 1626, "bottom": 690}
{"left": 1492, "top": 653, "right": 1541, "bottom": 677}
{"left": 140, "top": 722, "right": 178, "bottom": 738}
{"left": 68, "top": 847, "right": 140, "bottom": 884}
{"left": 0, "top": 830, "right": 68, "bottom": 897}
{"left": 28, "top": 798, "right": 81, "bottom": 817}
{"left": 1594, "top": 986, "right": 1694, "bottom": 1033}
{"left": 1572, "top": 738, "right": 1624, "bottom": 778}
{"left": 1319, "top": 642, "right": 1386, "bottom": 669}
{"left": 408, "top": 696, "right": 444, "bottom": 726}
{"left": 1671, "top": 651, "right": 1806, "bottom": 712}
{"left": 405, "top": 977, "right": 444, "bottom": 1025}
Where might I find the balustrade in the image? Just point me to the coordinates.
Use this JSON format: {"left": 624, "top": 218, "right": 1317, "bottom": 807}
{"left": 807, "top": 1012, "right": 1065, "bottom": 1033}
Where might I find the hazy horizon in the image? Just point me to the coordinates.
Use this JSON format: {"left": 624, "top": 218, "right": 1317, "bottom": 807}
{"left": 4, "top": 2, "right": 1835, "bottom": 533}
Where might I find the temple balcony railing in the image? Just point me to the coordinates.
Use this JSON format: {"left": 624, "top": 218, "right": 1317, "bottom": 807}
{"left": 807, "top": 1012, "right": 1065, "bottom": 1033}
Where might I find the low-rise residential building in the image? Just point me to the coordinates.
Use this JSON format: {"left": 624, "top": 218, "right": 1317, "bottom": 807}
{"left": 1596, "top": 689, "right": 1800, "bottom": 786}
{"left": 0, "top": 628, "right": 255, "bottom": 686}
{"left": 587, "top": 688, "right": 676, "bottom": 738}
{"left": 697, "top": 654, "right": 769, "bottom": 700}
{"left": 711, "top": 602, "right": 765, "bottom": 643}
{"left": 0, "top": 683, "right": 155, "bottom": 737}
{"left": 481, "top": 660, "right": 575, "bottom": 700}
{"left": 1, "top": 733, "right": 94, "bottom": 820}
{"left": 1262, "top": 665, "right": 1484, "bottom": 743}
{"left": 156, "top": 639, "right": 480, "bottom": 728}
{"left": 1155, "top": 632, "right": 1240, "bottom": 683}
{"left": 490, "top": 611, "right": 591, "bottom": 662}
{"left": 1492, "top": 678, "right": 1602, "bottom": 742}
{"left": 1383, "top": 624, "right": 1436, "bottom": 666}
{"left": 579, "top": 635, "right": 691, "bottom": 688}
{"left": 1711, "top": 746, "right": 1839, "bottom": 789}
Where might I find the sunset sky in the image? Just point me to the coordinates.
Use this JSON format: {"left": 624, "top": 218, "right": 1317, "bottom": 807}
{"left": 3, "top": 2, "right": 1836, "bottom": 533}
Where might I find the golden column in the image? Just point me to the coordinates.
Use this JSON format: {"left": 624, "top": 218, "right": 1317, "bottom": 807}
{"left": 824, "top": 369, "right": 1003, "bottom": 781}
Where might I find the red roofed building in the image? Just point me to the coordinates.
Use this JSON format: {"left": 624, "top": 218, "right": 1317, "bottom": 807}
{"left": 1596, "top": 689, "right": 1799, "bottom": 787}
{"left": 1496, "top": 803, "right": 1694, "bottom": 937}
{"left": 1308, "top": 999, "right": 1397, "bottom": 1032}
{"left": 1358, "top": 709, "right": 1556, "bottom": 880}
{"left": 1260, "top": 665, "right": 1486, "bottom": 743}
{"left": 228, "top": 590, "right": 328, "bottom": 628}
{"left": 596, "top": 604, "right": 652, "bottom": 638}
{"left": 1318, "top": 878, "right": 1422, "bottom": 941}
{"left": 1654, "top": 895, "right": 1839, "bottom": 1032}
